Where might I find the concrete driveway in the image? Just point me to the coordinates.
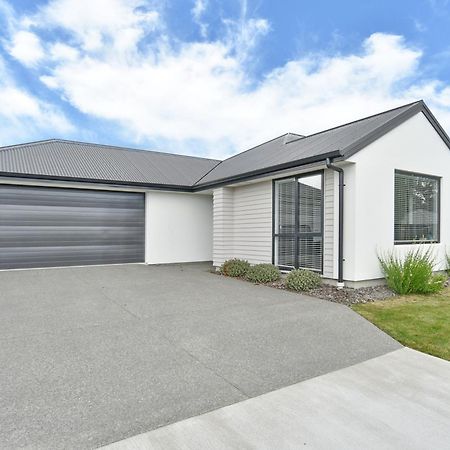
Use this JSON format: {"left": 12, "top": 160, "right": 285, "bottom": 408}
{"left": 103, "top": 348, "right": 450, "bottom": 450}
{"left": 0, "top": 263, "right": 399, "bottom": 449}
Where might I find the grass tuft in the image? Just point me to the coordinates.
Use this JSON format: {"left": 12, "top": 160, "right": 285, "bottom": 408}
{"left": 378, "top": 247, "right": 446, "bottom": 295}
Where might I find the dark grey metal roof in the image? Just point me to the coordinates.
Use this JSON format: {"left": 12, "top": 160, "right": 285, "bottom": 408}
{"left": 195, "top": 101, "right": 427, "bottom": 186}
{"left": 1, "top": 101, "right": 447, "bottom": 190}
{"left": 0, "top": 139, "right": 220, "bottom": 188}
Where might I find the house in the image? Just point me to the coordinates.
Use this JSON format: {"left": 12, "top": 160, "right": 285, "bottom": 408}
{"left": 0, "top": 100, "right": 448, "bottom": 287}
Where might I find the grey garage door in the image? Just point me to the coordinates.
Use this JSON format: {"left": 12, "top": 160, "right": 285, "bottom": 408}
{"left": 0, "top": 185, "right": 145, "bottom": 269}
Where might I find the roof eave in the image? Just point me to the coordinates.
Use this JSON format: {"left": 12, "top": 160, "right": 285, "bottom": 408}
{"left": 193, "top": 149, "right": 342, "bottom": 191}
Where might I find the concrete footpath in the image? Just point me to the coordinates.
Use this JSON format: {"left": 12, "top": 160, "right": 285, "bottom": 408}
{"left": 102, "top": 348, "right": 450, "bottom": 450}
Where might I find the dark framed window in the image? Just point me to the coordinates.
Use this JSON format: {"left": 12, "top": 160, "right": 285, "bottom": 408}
{"left": 394, "top": 170, "right": 440, "bottom": 244}
{"left": 273, "top": 172, "right": 323, "bottom": 272}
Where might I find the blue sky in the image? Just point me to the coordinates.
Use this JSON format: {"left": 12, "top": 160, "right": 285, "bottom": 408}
{"left": 0, "top": 0, "right": 449, "bottom": 159}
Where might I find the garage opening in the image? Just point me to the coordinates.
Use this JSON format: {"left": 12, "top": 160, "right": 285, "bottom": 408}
{"left": 0, "top": 185, "right": 145, "bottom": 269}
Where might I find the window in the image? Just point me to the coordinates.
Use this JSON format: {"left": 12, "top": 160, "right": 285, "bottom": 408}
{"left": 394, "top": 170, "right": 440, "bottom": 244}
{"left": 273, "top": 173, "right": 323, "bottom": 271}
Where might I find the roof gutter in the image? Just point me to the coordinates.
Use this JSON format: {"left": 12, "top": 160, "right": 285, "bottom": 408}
{"left": 0, "top": 172, "right": 194, "bottom": 192}
{"left": 325, "top": 157, "right": 345, "bottom": 288}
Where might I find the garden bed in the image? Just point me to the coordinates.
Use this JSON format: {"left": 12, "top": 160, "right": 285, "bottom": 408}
{"left": 214, "top": 270, "right": 395, "bottom": 305}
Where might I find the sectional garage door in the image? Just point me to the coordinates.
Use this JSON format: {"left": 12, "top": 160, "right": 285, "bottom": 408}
{"left": 0, "top": 185, "right": 145, "bottom": 269}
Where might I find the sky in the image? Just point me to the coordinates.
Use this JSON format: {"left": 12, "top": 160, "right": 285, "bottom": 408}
{"left": 0, "top": 0, "right": 450, "bottom": 160}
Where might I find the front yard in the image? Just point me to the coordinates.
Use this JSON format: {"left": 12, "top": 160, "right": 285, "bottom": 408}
{"left": 353, "top": 288, "right": 450, "bottom": 361}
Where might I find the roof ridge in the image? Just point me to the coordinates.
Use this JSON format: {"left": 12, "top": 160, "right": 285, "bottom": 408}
{"left": 192, "top": 159, "right": 223, "bottom": 186}
{"left": 0, "top": 138, "right": 221, "bottom": 163}
{"left": 56, "top": 139, "right": 223, "bottom": 162}
{"left": 286, "top": 100, "right": 422, "bottom": 145}
{"left": 213, "top": 132, "right": 298, "bottom": 167}
{"left": 0, "top": 139, "right": 58, "bottom": 152}
{"left": 52, "top": 139, "right": 222, "bottom": 162}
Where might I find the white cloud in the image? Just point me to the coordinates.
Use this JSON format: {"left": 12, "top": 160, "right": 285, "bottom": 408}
{"left": 192, "top": 0, "right": 207, "bottom": 20}
{"left": 49, "top": 42, "right": 79, "bottom": 62}
{"left": 8, "top": 30, "right": 44, "bottom": 66}
{"left": 0, "top": 55, "right": 72, "bottom": 145}
{"left": 191, "top": 0, "right": 208, "bottom": 38}
{"left": 34, "top": 0, "right": 160, "bottom": 52}
{"left": 2, "top": 0, "right": 450, "bottom": 158}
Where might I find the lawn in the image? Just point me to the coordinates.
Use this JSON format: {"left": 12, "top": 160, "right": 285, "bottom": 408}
{"left": 353, "top": 287, "right": 450, "bottom": 361}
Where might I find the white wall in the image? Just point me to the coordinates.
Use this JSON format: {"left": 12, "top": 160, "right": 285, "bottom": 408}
{"left": 146, "top": 191, "right": 213, "bottom": 264}
{"left": 345, "top": 111, "right": 450, "bottom": 281}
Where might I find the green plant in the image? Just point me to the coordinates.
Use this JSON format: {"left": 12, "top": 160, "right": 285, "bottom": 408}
{"left": 446, "top": 251, "right": 450, "bottom": 276}
{"left": 285, "top": 269, "right": 322, "bottom": 291}
{"left": 246, "top": 264, "right": 280, "bottom": 283}
{"left": 220, "top": 259, "right": 250, "bottom": 277}
{"left": 378, "top": 247, "right": 446, "bottom": 295}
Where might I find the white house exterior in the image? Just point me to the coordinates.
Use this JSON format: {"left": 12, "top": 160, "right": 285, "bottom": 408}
{"left": 343, "top": 110, "right": 449, "bottom": 284}
{"left": 0, "top": 100, "right": 448, "bottom": 287}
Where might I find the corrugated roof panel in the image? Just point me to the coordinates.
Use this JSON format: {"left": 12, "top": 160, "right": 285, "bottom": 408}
{"left": 197, "top": 102, "right": 420, "bottom": 185}
{"left": 0, "top": 140, "right": 220, "bottom": 187}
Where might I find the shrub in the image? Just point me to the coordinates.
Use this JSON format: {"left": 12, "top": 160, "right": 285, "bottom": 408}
{"left": 246, "top": 264, "right": 281, "bottom": 283}
{"left": 447, "top": 252, "right": 450, "bottom": 276}
{"left": 220, "top": 259, "right": 250, "bottom": 277}
{"left": 285, "top": 269, "right": 322, "bottom": 291}
{"left": 378, "top": 247, "right": 446, "bottom": 295}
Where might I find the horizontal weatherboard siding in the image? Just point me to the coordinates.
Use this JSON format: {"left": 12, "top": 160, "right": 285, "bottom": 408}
{"left": 213, "top": 181, "right": 272, "bottom": 266}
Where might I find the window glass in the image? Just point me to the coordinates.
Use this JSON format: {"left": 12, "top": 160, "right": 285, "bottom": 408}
{"left": 275, "top": 236, "right": 296, "bottom": 267}
{"left": 275, "top": 178, "right": 296, "bottom": 235}
{"left": 298, "top": 174, "right": 322, "bottom": 234}
{"left": 394, "top": 171, "right": 439, "bottom": 243}
{"left": 274, "top": 173, "right": 323, "bottom": 271}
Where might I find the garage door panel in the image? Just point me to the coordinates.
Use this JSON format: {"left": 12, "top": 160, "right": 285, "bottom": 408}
{"left": 0, "top": 186, "right": 144, "bottom": 208}
{"left": 0, "top": 226, "right": 144, "bottom": 247}
{"left": 0, "top": 185, "right": 145, "bottom": 269}
{"left": 0, "top": 242, "right": 145, "bottom": 269}
{"left": 0, "top": 205, "right": 145, "bottom": 227}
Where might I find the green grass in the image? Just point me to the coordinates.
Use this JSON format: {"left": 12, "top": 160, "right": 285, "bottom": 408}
{"left": 353, "top": 288, "right": 450, "bottom": 361}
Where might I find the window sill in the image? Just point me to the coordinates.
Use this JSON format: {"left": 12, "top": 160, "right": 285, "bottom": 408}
{"left": 394, "top": 241, "right": 440, "bottom": 245}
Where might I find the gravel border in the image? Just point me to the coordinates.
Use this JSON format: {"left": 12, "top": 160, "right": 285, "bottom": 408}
{"left": 266, "top": 280, "right": 395, "bottom": 305}
{"left": 213, "top": 271, "right": 395, "bottom": 306}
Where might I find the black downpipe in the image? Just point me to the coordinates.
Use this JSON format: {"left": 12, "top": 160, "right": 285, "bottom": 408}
{"left": 326, "top": 158, "right": 344, "bottom": 285}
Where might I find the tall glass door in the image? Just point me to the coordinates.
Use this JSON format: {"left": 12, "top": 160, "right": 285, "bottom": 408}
{"left": 274, "top": 172, "right": 323, "bottom": 272}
